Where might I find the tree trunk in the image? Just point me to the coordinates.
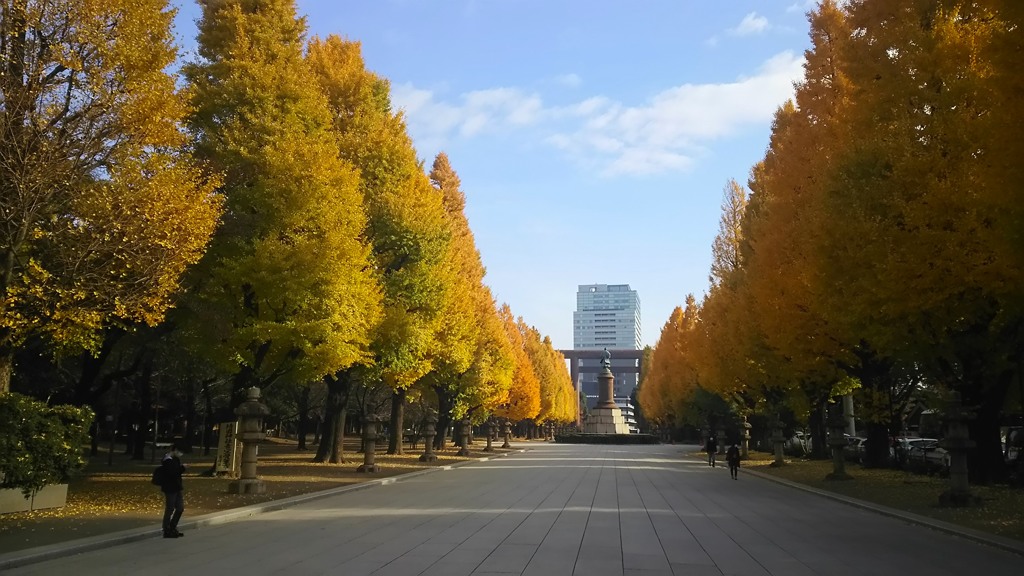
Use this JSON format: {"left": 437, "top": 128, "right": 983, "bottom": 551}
{"left": 314, "top": 371, "right": 352, "bottom": 463}
{"left": 314, "top": 408, "right": 335, "bottom": 462}
{"left": 183, "top": 385, "right": 197, "bottom": 453}
{"left": 297, "top": 385, "right": 310, "bottom": 450}
{"left": 90, "top": 419, "right": 100, "bottom": 456}
{"left": 433, "top": 386, "right": 453, "bottom": 450}
{"left": 808, "top": 398, "right": 828, "bottom": 459}
{"left": 965, "top": 368, "right": 1012, "bottom": 484}
{"left": 388, "top": 389, "right": 406, "bottom": 455}
{"left": 0, "top": 350, "right": 13, "bottom": 394}
{"left": 202, "top": 384, "right": 213, "bottom": 456}
{"left": 132, "top": 359, "right": 154, "bottom": 460}
{"left": 332, "top": 409, "right": 347, "bottom": 464}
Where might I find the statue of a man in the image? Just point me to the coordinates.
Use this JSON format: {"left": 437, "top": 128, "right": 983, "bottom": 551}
{"left": 601, "top": 348, "right": 611, "bottom": 370}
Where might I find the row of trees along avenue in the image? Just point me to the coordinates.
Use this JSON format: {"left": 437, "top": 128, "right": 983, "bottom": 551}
{"left": 0, "top": 0, "right": 577, "bottom": 469}
{"left": 638, "top": 0, "right": 1024, "bottom": 485}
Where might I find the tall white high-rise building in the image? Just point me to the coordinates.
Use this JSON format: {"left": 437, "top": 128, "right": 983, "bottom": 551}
{"left": 573, "top": 284, "right": 641, "bottom": 401}
{"left": 573, "top": 284, "right": 641, "bottom": 350}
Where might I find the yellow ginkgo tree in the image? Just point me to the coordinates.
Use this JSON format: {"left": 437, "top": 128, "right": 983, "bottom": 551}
{"left": 180, "top": 0, "right": 381, "bottom": 410}
{"left": 0, "top": 0, "right": 222, "bottom": 394}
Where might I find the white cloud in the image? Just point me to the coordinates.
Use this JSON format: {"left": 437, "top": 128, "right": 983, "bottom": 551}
{"left": 391, "top": 84, "right": 542, "bottom": 138}
{"left": 553, "top": 73, "right": 582, "bottom": 88}
{"left": 548, "top": 51, "right": 805, "bottom": 176}
{"left": 729, "top": 12, "right": 769, "bottom": 36}
{"left": 392, "top": 51, "right": 805, "bottom": 177}
{"left": 787, "top": 0, "right": 818, "bottom": 13}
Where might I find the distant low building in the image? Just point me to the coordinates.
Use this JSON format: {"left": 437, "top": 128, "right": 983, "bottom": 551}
{"left": 615, "top": 397, "right": 639, "bottom": 434}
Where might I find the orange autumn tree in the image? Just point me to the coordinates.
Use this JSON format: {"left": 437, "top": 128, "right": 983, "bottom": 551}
{"left": 637, "top": 308, "right": 679, "bottom": 426}
{"left": 423, "top": 153, "right": 513, "bottom": 441}
{"left": 815, "top": 0, "right": 1022, "bottom": 480}
{"left": 495, "top": 304, "right": 541, "bottom": 424}
{"left": 691, "top": 179, "right": 767, "bottom": 412}
{"left": 739, "top": 1, "right": 858, "bottom": 452}
{"left": 639, "top": 296, "right": 702, "bottom": 429}
{"left": 521, "top": 325, "right": 575, "bottom": 425}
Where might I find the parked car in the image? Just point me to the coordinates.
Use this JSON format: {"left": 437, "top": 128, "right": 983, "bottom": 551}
{"left": 843, "top": 437, "right": 867, "bottom": 463}
{"left": 894, "top": 436, "right": 936, "bottom": 468}
{"left": 1004, "top": 427, "right": 1023, "bottom": 465}
{"left": 907, "top": 439, "right": 949, "bottom": 474}
{"left": 787, "top": 431, "right": 813, "bottom": 455}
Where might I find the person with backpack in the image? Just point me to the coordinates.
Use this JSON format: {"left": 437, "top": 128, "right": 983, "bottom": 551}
{"left": 156, "top": 443, "right": 187, "bottom": 538}
{"left": 726, "top": 442, "right": 741, "bottom": 480}
{"left": 705, "top": 435, "right": 718, "bottom": 467}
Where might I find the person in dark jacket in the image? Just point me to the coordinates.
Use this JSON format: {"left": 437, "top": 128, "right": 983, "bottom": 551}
{"left": 726, "top": 443, "right": 741, "bottom": 480}
{"left": 160, "top": 444, "right": 187, "bottom": 538}
{"left": 705, "top": 435, "right": 718, "bottom": 467}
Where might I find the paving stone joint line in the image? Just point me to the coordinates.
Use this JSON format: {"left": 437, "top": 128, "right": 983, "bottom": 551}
{"left": 0, "top": 448, "right": 530, "bottom": 571}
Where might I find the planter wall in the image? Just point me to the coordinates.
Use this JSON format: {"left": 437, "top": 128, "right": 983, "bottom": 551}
{"left": 0, "top": 484, "right": 69, "bottom": 514}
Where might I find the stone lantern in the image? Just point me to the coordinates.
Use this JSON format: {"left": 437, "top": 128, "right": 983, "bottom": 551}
{"left": 229, "top": 387, "right": 270, "bottom": 494}
{"left": 483, "top": 420, "right": 496, "bottom": 452}
{"left": 501, "top": 419, "right": 512, "bottom": 448}
{"left": 357, "top": 416, "right": 381, "bottom": 473}
{"left": 419, "top": 417, "right": 438, "bottom": 463}
{"left": 457, "top": 419, "right": 472, "bottom": 456}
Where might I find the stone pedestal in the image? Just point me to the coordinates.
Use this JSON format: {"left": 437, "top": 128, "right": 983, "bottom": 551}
{"left": 584, "top": 408, "right": 631, "bottom": 434}
{"left": 229, "top": 387, "right": 270, "bottom": 494}
{"left": 420, "top": 417, "right": 438, "bottom": 462}
{"left": 595, "top": 368, "right": 616, "bottom": 409}
{"left": 716, "top": 429, "right": 726, "bottom": 455}
{"left": 584, "top": 367, "right": 630, "bottom": 434}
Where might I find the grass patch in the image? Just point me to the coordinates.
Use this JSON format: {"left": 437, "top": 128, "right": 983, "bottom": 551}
{"left": 745, "top": 451, "right": 1024, "bottom": 541}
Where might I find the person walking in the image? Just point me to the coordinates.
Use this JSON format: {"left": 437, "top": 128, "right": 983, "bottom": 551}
{"left": 159, "top": 443, "right": 187, "bottom": 538}
{"left": 705, "top": 435, "right": 718, "bottom": 467}
{"left": 726, "top": 442, "right": 741, "bottom": 480}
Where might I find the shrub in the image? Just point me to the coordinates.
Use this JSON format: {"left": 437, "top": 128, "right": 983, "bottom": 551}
{"left": 0, "top": 393, "right": 93, "bottom": 497}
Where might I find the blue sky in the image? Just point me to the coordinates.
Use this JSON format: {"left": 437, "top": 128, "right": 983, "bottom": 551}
{"left": 171, "top": 0, "right": 818, "bottom": 351}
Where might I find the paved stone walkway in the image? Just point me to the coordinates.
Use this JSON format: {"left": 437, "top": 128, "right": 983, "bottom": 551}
{"left": 2, "top": 443, "right": 1022, "bottom": 575}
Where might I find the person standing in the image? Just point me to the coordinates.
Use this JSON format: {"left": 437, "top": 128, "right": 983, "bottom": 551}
{"left": 705, "top": 435, "right": 718, "bottom": 467}
{"left": 726, "top": 442, "right": 741, "bottom": 480}
{"left": 160, "top": 443, "right": 187, "bottom": 538}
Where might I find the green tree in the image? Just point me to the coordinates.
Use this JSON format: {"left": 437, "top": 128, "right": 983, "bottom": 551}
{"left": 0, "top": 0, "right": 222, "bottom": 393}
{"left": 306, "top": 36, "right": 452, "bottom": 455}
{"left": 421, "top": 154, "right": 513, "bottom": 445}
{"left": 181, "top": 0, "right": 381, "bottom": 407}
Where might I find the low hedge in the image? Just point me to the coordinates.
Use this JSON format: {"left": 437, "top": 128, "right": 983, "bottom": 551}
{"left": 554, "top": 433, "right": 660, "bottom": 445}
{"left": 0, "top": 392, "right": 93, "bottom": 496}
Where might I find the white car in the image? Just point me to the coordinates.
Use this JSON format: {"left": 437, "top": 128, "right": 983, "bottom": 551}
{"left": 894, "top": 437, "right": 936, "bottom": 467}
{"left": 906, "top": 439, "right": 949, "bottom": 473}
